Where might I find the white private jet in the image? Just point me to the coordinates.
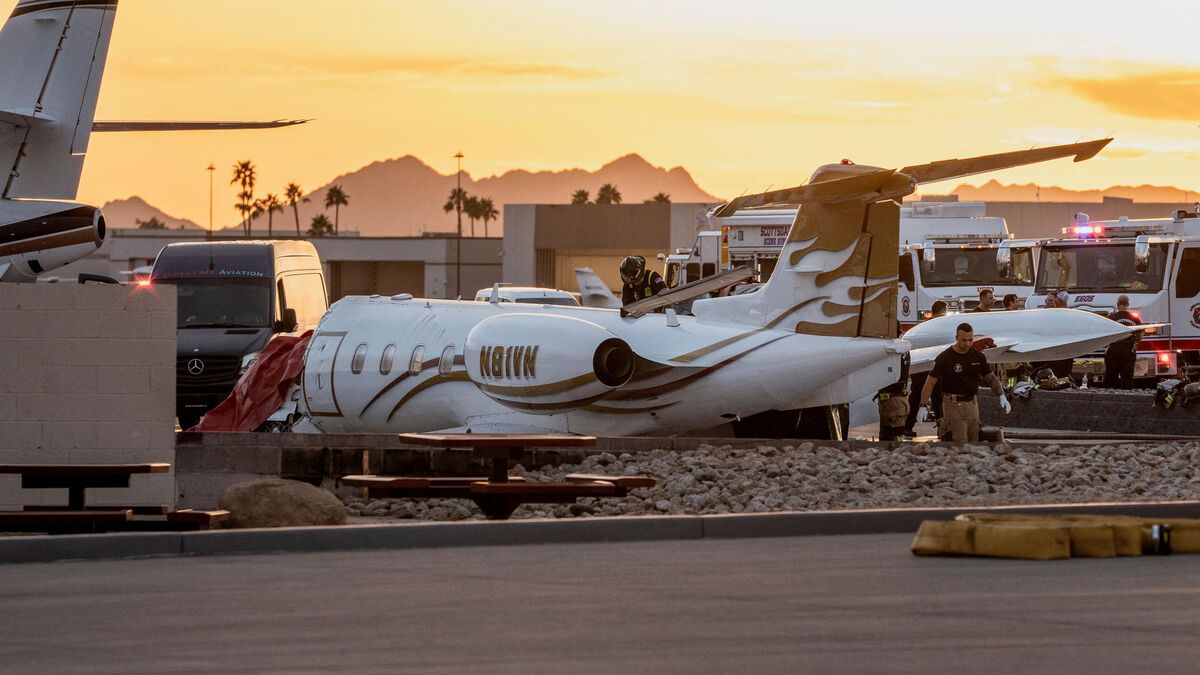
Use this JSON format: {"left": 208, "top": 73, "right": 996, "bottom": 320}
{"left": 0, "top": 0, "right": 305, "bottom": 282}
{"left": 278, "top": 138, "right": 1141, "bottom": 438}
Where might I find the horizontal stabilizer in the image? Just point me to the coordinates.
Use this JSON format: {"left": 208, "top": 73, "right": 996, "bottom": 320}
{"left": 92, "top": 119, "right": 311, "bottom": 132}
{"left": 899, "top": 138, "right": 1112, "bottom": 185}
{"left": 621, "top": 266, "right": 754, "bottom": 318}
{"left": 711, "top": 138, "right": 1112, "bottom": 216}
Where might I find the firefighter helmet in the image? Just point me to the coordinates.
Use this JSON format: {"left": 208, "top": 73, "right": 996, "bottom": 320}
{"left": 620, "top": 255, "right": 646, "bottom": 284}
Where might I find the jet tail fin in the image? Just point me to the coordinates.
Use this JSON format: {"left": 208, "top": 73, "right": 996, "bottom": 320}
{"left": 0, "top": 0, "right": 119, "bottom": 199}
{"left": 697, "top": 140, "right": 1111, "bottom": 338}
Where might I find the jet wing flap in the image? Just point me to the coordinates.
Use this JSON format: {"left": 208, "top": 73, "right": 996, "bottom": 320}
{"left": 91, "top": 119, "right": 310, "bottom": 132}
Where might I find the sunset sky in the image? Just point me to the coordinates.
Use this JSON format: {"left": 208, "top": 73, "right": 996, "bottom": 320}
{"left": 9, "top": 0, "right": 1200, "bottom": 228}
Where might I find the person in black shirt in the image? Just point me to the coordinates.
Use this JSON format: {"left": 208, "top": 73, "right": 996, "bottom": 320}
{"left": 1002, "top": 293, "right": 1019, "bottom": 311}
{"left": 917, "top": 322, "right": 1010, "bottom": 441}
{"left": 1103, "top": 294, "right": 1141, "bottom": 389}
{"left": 970, "top": 288, "right": 994, "bottom": 312}
{"left": 619, "top": 255, "right": 666, "bottom": 306}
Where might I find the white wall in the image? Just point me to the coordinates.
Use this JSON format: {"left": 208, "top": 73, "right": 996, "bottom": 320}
{"left": 0, "top": 284, "right": 177, "bottom": 509}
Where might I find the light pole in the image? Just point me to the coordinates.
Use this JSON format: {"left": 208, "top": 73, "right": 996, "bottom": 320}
{"left": 206, "top": 164, "right": 215, "bottom": 241}
{"left": 455, "top": 151, "right": 464, "bottom": 298}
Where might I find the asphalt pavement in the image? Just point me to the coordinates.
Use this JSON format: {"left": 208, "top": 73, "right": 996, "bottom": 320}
{"left": 1, "top": 533, "right": 1197, "bottom": 672}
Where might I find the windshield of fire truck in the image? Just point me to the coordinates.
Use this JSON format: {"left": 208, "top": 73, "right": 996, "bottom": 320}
{"left": 918, "top": 247, "right": 1033, "bottom": 287}
{"left": 1035, "top": 243, "right": 1168, "bottom": 294}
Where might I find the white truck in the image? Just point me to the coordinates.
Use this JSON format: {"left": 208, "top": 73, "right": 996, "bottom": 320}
{"left": 1025, "top": 208, "right": 1200, "bottom": 381}
{"left": 661, "top": 202, "right": 1035, "bottom": 329}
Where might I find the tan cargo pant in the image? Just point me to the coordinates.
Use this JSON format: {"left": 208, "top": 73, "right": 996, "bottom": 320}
{"left": 939, "top": 395, "right": 980, "bottom": 441}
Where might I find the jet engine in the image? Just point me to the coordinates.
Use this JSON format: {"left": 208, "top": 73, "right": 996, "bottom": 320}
{"left": 0, "top": 202, "right": 106, "bottom": 281}
{"left": 464, "top": 313, "right": 635, "bottom": 410}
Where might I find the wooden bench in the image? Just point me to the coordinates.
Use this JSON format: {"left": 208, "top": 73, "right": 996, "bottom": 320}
{"left": 564, "top": 474, "right": 656, "bottom": 496}
{"left": 24, "top": 504, "right": 170, "bottom": 516}
{"left": 342, "top": 475, "right": 527, "bottom": 499}
{"left": 0, "top": 509, "right": 133, "bottom": 534}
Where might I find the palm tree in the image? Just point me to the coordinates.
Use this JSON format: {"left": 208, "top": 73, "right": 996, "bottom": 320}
{"left": 307, "top": 213, "right": 334, "bottom": 237}
{"left": 231, "top": 160, "right": 256, "bottom": 236}
{"left": 479, "top": 197, "right": 499, "bottom": 237}
{"left": 284, "top": 182, "right": 309, "bottom": 236}
{"left": 464, "top": 196, "right": 482, "bottom": 236}
{"left": 571, "top": 189, "right": 590, "bottom": 205}
{"left": 135, "top": 216, "right": 166, "bottom": 229}
{"left": 443, "top": 187, "right": 468, "bottom": 234}
{"left": 323, "top": 185, "right": 349, "bottom": 236}
{"left": 596, "top": 183, "right": 622, "bottom": 205}
{"left": 257, "top": 194, "right": 284, "bottom": 237}
{"left": 647, "top": 192, "right": 671, "bottom": 204}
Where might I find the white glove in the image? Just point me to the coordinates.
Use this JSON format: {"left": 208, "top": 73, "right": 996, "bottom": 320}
{"left": 915, "top": 406, "right": 929, "bottom": 423}
{"left": 999, "top": 394, "right": 1012, "bottom": 414}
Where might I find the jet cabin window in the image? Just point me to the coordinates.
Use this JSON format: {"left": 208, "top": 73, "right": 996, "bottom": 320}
{"left": 1035, "top": 244, "right": 1168, "bottom": 294}
{"left": 409, "top": 345, "right": 425, "bottom": 376}
{"left": 351, "top": 344, "right": 368, "bottom": 374}
{"left": 438, "top": 345, "right": 456, "bottom": 376}
{"left": 380, "top": 344, "right": 396, "bottom": 375}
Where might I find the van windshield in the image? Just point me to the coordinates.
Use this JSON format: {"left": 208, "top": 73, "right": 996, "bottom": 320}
{"left": 918, "top": 247, "right": 1034, "bottom": 287}
{"left": 168, "top": 279, "right": 272, "bottom": 329}
{"left": 1035, "top": 243, "right": 1168, "bottom": 294}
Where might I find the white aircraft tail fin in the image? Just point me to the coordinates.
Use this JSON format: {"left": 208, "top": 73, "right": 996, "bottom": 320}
{"left": 697, "top": 139, "right": 1112, "bottom": 338}
{"left": 0, "top": 0, "right": 118, "bottom": 200}
{"left": 574, "top": 267, "right": 622, "bottom": 309}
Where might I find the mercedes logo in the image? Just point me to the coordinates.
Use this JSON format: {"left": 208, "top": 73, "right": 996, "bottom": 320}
{"left": 187, "top": 358, "right": 205, "bottom": 375}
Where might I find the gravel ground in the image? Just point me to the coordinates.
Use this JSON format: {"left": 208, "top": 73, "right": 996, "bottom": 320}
{"left": 343, "top": 440, "right": 1200, "bottom": 521}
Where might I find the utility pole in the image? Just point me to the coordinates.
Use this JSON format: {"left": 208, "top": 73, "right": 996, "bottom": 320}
{"left": 455, "top": 151, "right": 464, "bottom": 298}
{"left": 206, "top": 164, "right": 215, "bottom": 241}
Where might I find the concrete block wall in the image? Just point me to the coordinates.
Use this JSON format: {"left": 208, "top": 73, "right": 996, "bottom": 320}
{"left": 0, "top": 283, "right": 176, "bottom": 509}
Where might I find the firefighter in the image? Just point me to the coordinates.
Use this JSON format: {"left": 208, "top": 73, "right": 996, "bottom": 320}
{"left": 904, "top": 300, "right": 946, "bottom": 436}
{"left": 916, "top": 322, "right": 1011, "bottom": 442}
{"left": 619, "top": 255, "right": 666, "bottom": 305}
{"left": 1103, "top": 294, "right": 1141, "bottom": 389}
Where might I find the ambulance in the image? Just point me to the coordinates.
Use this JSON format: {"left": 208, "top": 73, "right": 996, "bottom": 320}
{"left": 1025, "top": 208, "right": 1200, "bottom": 381}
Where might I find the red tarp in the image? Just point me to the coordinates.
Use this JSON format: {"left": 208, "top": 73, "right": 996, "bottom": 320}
{"left": 191, "top": 331, "right": 312, "bottom": 432}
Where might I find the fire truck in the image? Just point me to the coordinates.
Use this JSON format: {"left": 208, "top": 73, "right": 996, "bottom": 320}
{"left": 1025, "top": 208, "right": 1200, "bottom": 381}
{"left": 661, "top": 202, "right": 1034, "bottom": 328}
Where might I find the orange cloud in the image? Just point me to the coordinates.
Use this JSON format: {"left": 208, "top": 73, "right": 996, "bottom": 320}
{"left": 1054, "top": 70, "right": 1200, "bottom": 121}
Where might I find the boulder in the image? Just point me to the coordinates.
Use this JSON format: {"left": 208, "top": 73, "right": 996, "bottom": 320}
{"left": 219, "top": 478, "right": 347, "bottom": 528}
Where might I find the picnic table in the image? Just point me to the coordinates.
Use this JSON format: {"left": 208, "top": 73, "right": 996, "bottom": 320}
{"left": 0, "top": 463, "right": 227, "bottom": 534}
{"left": 342, "top": 433, "right": 655, "bottom": 520}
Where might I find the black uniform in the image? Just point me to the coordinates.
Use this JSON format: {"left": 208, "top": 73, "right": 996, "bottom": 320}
{"left": 1103, "top": 309, "right": 1141, "bottom": 389}
{"left": 622, "top": 270, "right": 666, "bottom": 305}
{"left": 930, "top": 346, "right": 991, "bottom": 397}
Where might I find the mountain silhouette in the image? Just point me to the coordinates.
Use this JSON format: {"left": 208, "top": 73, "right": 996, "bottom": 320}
{"left": 295, "top": 153, "right": 719, "bottom": 237}
{"left": 948, "top": 179, "right": 1200, "bottom": 204}
{"left": 100, "top": 196, "right": 202, "bottom": 231}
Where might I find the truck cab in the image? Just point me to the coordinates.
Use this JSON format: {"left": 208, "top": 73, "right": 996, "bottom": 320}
{"left": 1026, "top": 209, "right": 1200, "bottom": 381}
{"left": 895, "top": 202, "right": 1034, "bottom": 329}
{"left": 149, "top": 240, "right": 327, "bottom": 428}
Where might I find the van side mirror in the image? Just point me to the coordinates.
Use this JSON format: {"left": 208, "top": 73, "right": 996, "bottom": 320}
{"left": 1134, "top": 236, "right": 1150, "bottom": 274}
{"left": 275, "top": 307, "right": 298, "bottom": 333}
{"left": 921, "top": 242, "right": 936, "bottom": 272}
{"left": 996, "top": 242, "right": 1012, "bottom": 280}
